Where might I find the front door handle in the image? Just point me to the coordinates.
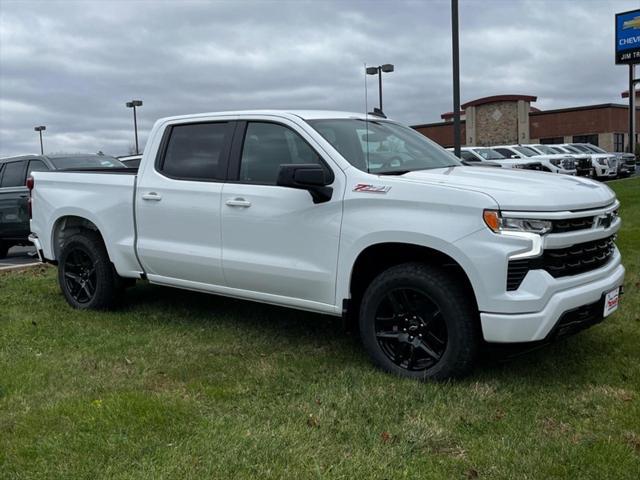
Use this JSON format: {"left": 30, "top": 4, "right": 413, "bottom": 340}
{"left": 225, "top": 198, "right": 251, "bottom": 208}
{"left": 141, "top": 192, "right": 162, "bottom": 201}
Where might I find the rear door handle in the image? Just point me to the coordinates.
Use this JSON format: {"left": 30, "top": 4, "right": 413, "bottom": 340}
{"left": 225, "top": 198, "right": 251, "bottom": 208}
{"left": 141, "top": 192, "right": 162, "bottom": 201}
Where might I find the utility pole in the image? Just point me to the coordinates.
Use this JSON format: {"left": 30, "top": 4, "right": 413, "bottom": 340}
{"left": 451, "top": 0, "right": 461, "bottom": 157}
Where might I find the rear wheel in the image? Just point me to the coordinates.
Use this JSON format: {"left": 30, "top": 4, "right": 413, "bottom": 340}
{"left": 58, "top": 231, "right": 122, "bottom": 309}
{"left": 359, "top": 263, "right": 479, "bottom": 381}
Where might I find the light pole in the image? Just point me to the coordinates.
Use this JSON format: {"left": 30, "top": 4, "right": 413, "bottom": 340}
{"left": 34, "top": 126, "right": 46, "bottom": 154}
{"left": 125, "top": 100, "right": 143, "bottom": 155}
{"left": 451, "top": 0, "right": 461, "bottom": 158}
{"left": 366, "top": 64, "right": 394, "bottom": 116}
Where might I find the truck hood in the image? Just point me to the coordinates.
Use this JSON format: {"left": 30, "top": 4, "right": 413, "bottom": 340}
{"left": 397, "top": 166, "right": 615, "bottom": 211}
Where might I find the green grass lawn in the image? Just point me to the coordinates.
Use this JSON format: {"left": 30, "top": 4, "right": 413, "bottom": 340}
{"left": 1, "top": 178, "right": 639, "bottom": 479}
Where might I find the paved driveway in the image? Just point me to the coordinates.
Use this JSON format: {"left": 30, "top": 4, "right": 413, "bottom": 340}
{"left": 0, "top": 245, "right": 41, "bottom": 270}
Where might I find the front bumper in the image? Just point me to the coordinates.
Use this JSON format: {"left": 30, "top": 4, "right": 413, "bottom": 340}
{"left": 480, "top": 260, "right": 624, "bottom": 342}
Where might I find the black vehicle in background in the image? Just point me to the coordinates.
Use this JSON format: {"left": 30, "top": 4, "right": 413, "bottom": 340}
{"left": 0, "top": 154, "right": 125, "bottom": 258}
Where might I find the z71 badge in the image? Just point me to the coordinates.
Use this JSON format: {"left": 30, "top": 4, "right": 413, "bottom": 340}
{"left": 353, "top": 184, "right": 391, "bottom": 193}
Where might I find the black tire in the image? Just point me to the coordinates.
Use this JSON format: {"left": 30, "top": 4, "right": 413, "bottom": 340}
{"left": 0, "top": 242, "right": 9, "bottom": 259}
{"left": 57, "top": 231, "right": 122, "bottom": 309}
{"left": 359, "top": 262, "right": 479, "bottom": 381}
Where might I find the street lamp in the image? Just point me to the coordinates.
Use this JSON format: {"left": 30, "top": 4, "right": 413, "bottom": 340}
{"left": 366, "top": 63, "right": 394, "bottom": 116}
{"left": 34, "top": 126, "right": 46, "bottom": 154}
{"left": 125, "top": 99, "right": 143, "bottom": 155}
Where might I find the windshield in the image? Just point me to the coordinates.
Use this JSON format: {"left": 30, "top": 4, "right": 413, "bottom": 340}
{"left": 532, "top": 145, "right": 556, "bottom": 155}
{"left": 570, "top": 144, "right": 591, "bottom": 153}
{"left": 472, "top": 148, "right": 505, "bottom": 160}
{"left": 584, "top": 144, "right": 606, "bottom": 154}
{"left": 513, "top": 146, "right": 539, "bottom": 157}
{"left": 549, "top": 146, "right": 566, "bottom": 154}
{"left": 49, "top": 155, "right": 125, "bottom": 169}
{"left": 307, "top": 119, "right": 460, "bottom": 174}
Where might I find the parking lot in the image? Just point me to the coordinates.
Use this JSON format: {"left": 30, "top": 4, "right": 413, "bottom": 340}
{"left": 0, "top": 245, "right": 40, "bottom": 270}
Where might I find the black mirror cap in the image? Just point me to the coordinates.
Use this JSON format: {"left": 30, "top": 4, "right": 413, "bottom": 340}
{"left": 277, "top": 164, "right": 333, "bottom": 204}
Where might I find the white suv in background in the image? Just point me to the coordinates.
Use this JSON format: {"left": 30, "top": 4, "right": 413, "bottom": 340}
{"left": 559, "top": 144, "right": 617, "bottom": 180}
{"left": 451, "top": 147, "right": 544, "bottom": 170}
{"left": 526, "top": 144, "right": 592, "bottom": 177}
{"left": 493, "top": 145, "right": 576, "bottom": 175}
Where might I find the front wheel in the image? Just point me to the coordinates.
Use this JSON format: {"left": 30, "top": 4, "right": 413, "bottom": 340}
{"left": 359, "top": 263, "right": 479, "bottom": 381}
{"left": 58, "top": 231, "right": 121, "bottom": 309}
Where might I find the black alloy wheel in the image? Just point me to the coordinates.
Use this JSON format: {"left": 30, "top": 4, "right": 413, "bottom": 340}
{"left": 62, "top": 247, "right": 98, "bottom": 304}
{"left": 374, "top": 287, "right": 447, "bottom": 371}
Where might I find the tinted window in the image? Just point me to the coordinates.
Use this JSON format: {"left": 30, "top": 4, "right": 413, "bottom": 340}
{"left": 28, "top": 160, "right": 49, "bottom": 175}
{"left": 494, "top": 148, "right": 516, "bottom": 158}
{"left": 240, "top": 122, "right": 323, "bottom": 184}
{"left": 161, "top": 122, "right": 231, "bottom": 180}
{"left": 474, "top": 148, "right": 505, "bottom": 160}
{"left": 460, "top": 151, "right": 478, "bottom": 161}
{"left": 572, "top": 135, "right": 598, "bottom": 146}
{"left": 0, "top": 161, "right": 26, "bottom": 187}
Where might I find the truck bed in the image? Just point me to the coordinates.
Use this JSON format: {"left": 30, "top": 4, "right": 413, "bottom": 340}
{"left": 30, "top": 170, "right": 142, "bottom": 277}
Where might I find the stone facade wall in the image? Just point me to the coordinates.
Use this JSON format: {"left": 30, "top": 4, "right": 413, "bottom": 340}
{"left": 474, "top": 101, "right": 519, "bottom": 145}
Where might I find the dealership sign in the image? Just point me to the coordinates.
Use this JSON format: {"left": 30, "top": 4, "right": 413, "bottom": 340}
{"left": 616, "top": 9, "right": 640, "bottom": 64}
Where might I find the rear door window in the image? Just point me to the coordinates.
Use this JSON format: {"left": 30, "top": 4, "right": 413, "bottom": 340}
{"left": 0, "top": 161, "right": 27, "bottom": 187}
{"left": 159, "top": 122, "right": 233, "bottom": 181}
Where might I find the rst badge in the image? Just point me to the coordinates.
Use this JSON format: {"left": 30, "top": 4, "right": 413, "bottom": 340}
{"left": 353, "top": 184, "right": 391, "bottom": 194}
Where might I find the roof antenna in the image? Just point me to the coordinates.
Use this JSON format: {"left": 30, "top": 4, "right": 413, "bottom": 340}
{"left": 364, "top": 63, "right": 370, "bottom": 174}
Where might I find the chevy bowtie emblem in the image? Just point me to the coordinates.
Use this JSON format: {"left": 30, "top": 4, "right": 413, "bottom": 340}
{"left": 353, "top": 184, "right": 391, "bottom": 193}
{"left": 596, "top": 213, "right": 613, "bottom": 228}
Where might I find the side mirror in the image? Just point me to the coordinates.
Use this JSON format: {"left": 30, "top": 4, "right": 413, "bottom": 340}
{"left": 511, "top": 154, "right": 520, "bottom": 159}
{"left": 276, "top": 164, "right": 333, "bottom": 204}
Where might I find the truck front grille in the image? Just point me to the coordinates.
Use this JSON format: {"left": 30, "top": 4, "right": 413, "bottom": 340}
{"left": 576, "top": 158, "right": 591, "bottom": 171}
{"left": 562, "top": 158, "right": 575, "bottom": 170}
{"left": 551, "top": 216, "right": 594, "bottom": 233}
{"left": 506, "top": 235, "right": 615, "bottom": 291}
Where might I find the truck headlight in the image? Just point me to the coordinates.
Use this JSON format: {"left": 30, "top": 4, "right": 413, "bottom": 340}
{"left": 483, "top": 210, "right": 552, "bottom": 234}
{"left": 597, "top": 158, "right": 607, "bottom": 165}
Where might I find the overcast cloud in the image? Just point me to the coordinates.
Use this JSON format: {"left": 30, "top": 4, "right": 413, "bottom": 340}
{"left": 0, "top": 0, "right": 636, "bottom": 157}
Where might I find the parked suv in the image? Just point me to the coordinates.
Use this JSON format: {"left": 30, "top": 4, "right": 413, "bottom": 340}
{"left": 576, "top": 143, "right": 635, "bottom": 178}
{"left": 526, "top": 144, "right": 592, "bottom": 177}
{"left": 0, "top": 154, "right": 125, "bottom": 258}
{"left": 450, "top": 147, "right": 544, "bottom": 170}
{"left": 492, "top": 145, "right": 577, "bottom": 175}
{"left": 559, "top": 144, "right": 617, "bottom": 180}
{"left": 28, "top": 110, "right": 624, "bottom": 381}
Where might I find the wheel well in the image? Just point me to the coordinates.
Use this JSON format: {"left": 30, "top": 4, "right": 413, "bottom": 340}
{"left": 52, "top": 216, "right": 105, "bottom": 260}
{"left": 347, "top": 243, "right": 478, "bottom": 321}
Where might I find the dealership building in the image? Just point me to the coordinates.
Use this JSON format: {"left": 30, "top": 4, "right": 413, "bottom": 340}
{"left": 412, "top": 92, "right": 640, "bottom": 152}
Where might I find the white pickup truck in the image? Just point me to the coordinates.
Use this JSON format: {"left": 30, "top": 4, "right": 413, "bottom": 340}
{"left": 29, "top": 110, "right": 625, "bottom": 380}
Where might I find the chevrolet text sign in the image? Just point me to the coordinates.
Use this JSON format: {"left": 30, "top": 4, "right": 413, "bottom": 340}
{"left": 616, "top": 9, "right": 640, "bottom": 64}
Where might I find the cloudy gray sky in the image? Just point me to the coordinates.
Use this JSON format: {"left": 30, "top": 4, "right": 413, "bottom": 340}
{"left": 0, "top": 0, "right": 636, "bottom": 157}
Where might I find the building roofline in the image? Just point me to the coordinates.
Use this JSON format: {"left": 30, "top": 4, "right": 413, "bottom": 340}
{"left": 529, "top": 103, "right": 639, "bottom": 115}
{"left": 411, "top": 120, "right": 466, "bottom": 129}
{"left": 461, "top": 94, "right": 537, "bottom": 109}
